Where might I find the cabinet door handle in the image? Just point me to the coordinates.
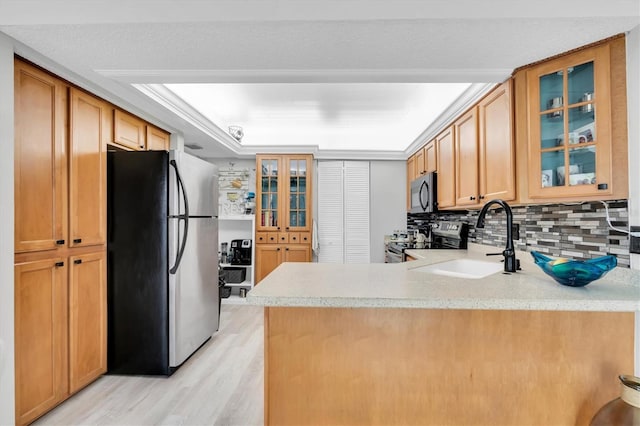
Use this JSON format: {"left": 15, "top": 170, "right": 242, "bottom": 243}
{"left": 286, "top": 227, "right": 290, "bottom": 231}
{"left": 55, "top": 261, "right": 64, "bottom": 267}
{"left": 73, "top": 238, "right": 82, "bottom": 244}
{"left": 56, "top": 239, "right": 65, "bottom": 245}
{"left": 74, "top": 259, "right": 82, "bottom": 264}
{"left": 277, "top": 227, "right": 281, "bottom": 230}
{"left": 292, "top": 237, "right": 297, "bottom": 241}
{"left": 277, "top": 248, "right": 281, "bottom": 251}
{"left": 597, "top": 183, "right": 608, "bottom": 190}
{"left": 285, "top": 247, "right": 289, "bottom": 251}
{"left": 470, "top": 196, "right": 476, "bottom": 201}
{"left": 479, "top": 195, "right": 485, "bottom": 200}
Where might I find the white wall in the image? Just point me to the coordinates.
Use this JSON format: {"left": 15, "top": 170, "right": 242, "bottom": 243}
{"left": 0, "top": 33, "right": 16, "bottom": 425}
{"left": 369, "top": 161, "right": 406, "bottom": 263}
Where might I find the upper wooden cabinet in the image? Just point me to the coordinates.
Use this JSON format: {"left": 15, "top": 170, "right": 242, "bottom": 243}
{"left": 435, "top": 126, "right": 456, "bottom": 209}
{"left": 146, "top": 124, "right": 170, "bottom": 151}
{"left": 113, "top": 109, "right": 146, "bottom": 150}
{"left": 256, "top": 154, "right": 313, "bottom": 233}
{"left": 454, "top": 107, "right": 479, "bottom": 207}
{"left": 455, "top": 81, "right": 516, "bottom": 208}
{"left": 14, "top": 61, "right": 68, "bottom": 253}
{"left": 406, "top": 154, "right": 416, "bottom": 210}
{"left": 415, "top": 148, "right": 426, "bottom": 177}
{"left": 479, "top": 81, "right": 516, "bottom": 202}
{"left": 424, "top": 141, "right": 437, "bottom": 174}
{"left": 69, "top": 88, "right": 108, "bottom": 248}
{"left": 521, "top": 37, "right": 627, "bottom": 201}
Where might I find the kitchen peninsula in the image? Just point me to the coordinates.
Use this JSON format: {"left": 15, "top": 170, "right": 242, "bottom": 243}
{"left": 247, "top": 244, "right": 640, "bottom": 425}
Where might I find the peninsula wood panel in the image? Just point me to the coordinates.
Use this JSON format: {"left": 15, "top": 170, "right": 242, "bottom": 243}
{"left": 14, "top": 60, "right": 67, "bottom": 253}
{"left": 68, "top": 251, "right": 107, "bottom": 394}
{"left": 15, "top": 258, "right": 68, "bottom": 426}
{"left": 265, "top": 307, "right": 634, "bottom": 426}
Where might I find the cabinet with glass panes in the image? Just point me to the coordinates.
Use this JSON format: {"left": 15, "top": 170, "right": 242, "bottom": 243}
{"left": 255, "top": 154, "right": 313, "bottom": 283}
{"left": 526, "top": 42, "right": 614, "bottom": 199}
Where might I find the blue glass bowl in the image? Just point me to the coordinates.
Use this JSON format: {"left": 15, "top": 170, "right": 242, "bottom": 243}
{"left": 530, "top": 251, "right": 617, "bottom": 287}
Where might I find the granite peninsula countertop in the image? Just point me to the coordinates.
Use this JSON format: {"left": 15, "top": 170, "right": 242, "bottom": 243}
{"left": 246, "top": 244, "right": 640, "bottom": 311}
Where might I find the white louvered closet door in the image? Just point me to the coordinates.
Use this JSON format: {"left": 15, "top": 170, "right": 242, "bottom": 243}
{"left": 317, "top": 161, "right": 370, "bottom": 263}
{"left": 317, "top": 161, "right": 344, "bottom": 263}
{"left": 344, "top": 162, "right": 370, "bottom": 263}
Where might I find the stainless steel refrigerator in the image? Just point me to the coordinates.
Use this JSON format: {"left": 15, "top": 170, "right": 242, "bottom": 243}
{"left": 107, "top": 150, "right": 219, "bottom": 376}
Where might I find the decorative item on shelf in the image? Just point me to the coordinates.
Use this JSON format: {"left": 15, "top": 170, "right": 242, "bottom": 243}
{"left": 541, "top": 169, "right": 553, "bottom": 187}
{"left": 530, "top": 251, "right": 617, "bottom": 287}
{"left": 580, "top": 92, "right": 595, "bottom": 114}
{"left": 556, "top": 164, "right": 580, "bottom": 186}
{"left": 590, "top": 375, "right": 640, "bottom": 425}
{"left": 547, "top": 97, "right": 563, "bottom": 119}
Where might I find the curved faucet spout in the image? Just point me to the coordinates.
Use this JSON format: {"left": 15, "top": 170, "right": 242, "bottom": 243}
{"left": 476, "top": 199, "right": 518, "bottom": 272}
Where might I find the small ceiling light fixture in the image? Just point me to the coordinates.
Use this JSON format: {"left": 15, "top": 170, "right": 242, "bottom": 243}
{"left": 228, "top": 126, "right": 244, "bottom": 142}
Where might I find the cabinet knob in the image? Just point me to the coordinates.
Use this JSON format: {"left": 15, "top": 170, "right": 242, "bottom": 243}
{"left": 277, "top": 227, "right": 281, "bottom": 230}
{"left": 73, "top": 238, "right": 82, "bottom": 244}
{"left": 479, "top": 195, "right": 485, "bottom": 200}
{"left": 55, "top": 261, "right": 64, "bottom": 267}
{"left": 292, "top": 237, "right": 297, "bottom": 241}
{"left": 286, "top": 227, "right": 290, "bottom": 231}
{"left": 56, "top": 239, "right": 65, "bottom": 245}
{"left": 74, "top": 259, "right": 82, "bottom": 264}
{"left": 277, "top": 248, "right": 281, "bottom": 251}
{"left": 470, "top": 196, "right": 476, "bottom": 201}
{"left": 285, "top": 247, "right": 289, "bottom": 251}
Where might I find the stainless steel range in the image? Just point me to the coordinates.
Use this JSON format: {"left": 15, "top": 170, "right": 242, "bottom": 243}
{"left": 385, "top": 221, "right": 468, "bottom": 263}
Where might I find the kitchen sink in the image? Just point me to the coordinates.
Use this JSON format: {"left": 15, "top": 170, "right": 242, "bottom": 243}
{"left": 410, "top": 258, "right": 504, "bottom": 279}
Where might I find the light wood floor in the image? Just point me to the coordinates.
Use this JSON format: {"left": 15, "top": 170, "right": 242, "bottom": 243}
{"left": 34, "top": 304, "right": 264, "bottom": 426}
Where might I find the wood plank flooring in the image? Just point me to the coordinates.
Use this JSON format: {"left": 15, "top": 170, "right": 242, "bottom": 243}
{"left": 34, "top": 304, "right": 264, "bottom": 426}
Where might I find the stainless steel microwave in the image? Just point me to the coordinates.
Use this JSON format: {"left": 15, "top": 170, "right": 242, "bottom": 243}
{"left": 409, "top": 172, "right": 437, "bottom": 213}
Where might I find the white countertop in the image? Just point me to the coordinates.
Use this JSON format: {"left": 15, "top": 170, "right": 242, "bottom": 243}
{"left": 246, "top": 244, "right": 640, "bottom": 311}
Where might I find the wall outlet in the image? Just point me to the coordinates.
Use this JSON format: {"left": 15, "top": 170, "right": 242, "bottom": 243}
{"left": 630, "top": 226, "right": 640, "bottom": 254}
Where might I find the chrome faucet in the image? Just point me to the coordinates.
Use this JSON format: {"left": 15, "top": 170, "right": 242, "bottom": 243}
{"left": 476, "top": 199, "right": 520, "bottom": 273}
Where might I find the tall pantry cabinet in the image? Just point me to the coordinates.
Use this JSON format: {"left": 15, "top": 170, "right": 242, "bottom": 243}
{"left": 255, "top": 154, "right": 313, "bottom": 283}
{"left": 13, "top": 59, "right": 107, "bottom": 425}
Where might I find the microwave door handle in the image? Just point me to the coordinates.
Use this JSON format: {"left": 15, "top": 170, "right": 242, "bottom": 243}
{"left": 419, "top": 180, "right": 429, "bottom": 211}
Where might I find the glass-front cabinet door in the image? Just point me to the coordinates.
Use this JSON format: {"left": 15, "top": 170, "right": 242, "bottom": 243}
{"left": 527, "top": 44, "right": 612, "bottom": 198}
{"left": 284, "top": 155, "right": 312, "bottom": 232}
{"left": 257, "top": 155, "right": 282, "bottom": 230}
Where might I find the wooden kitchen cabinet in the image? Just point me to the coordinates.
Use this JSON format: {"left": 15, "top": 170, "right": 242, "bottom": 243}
{"left": 146, "top": 124, "right": 170, "bottom": 151}
{"left": 255, "top": 244, "right": 312, "bottom": 284}
{"left": 406, "top": 154, "right": 416, "bottom": 210}
{"left": 454, "top": 107, "right": 479, "bottom": 207}
{"left": 255, "top": 154, "right": 313, "bottom": 283}
{"left": 14, "top": 58, "right": 108, "bottom": 425}
{"left": 521, "top": 37, "right": 627, "bottom": 201}
{"left": 435, "top": 126, "right": 456, "bottom": 209}
{"left": 69, "top": 88, "right": 108, "bottom": 248}
{"left": 113, "top": 108, "right": 146, "bottom": 150}
{"left": 68, "top": 250, "right": 107, "bottom": 394}
{"left": 454, "top": 81, "right": 516, "bottom": 208}
{"left": 424, "top": 140, "right": 437, "bottom": 173}
{"left": 14, "top": 258, "right": 68, "bottom": 426}
{"left": 478, "top": 80, "right": 516, "bottom": 202}
{"left": 415, "top": 148, "right": 426, "bottom": 177}
{"left": 14, "top": 60, "right": 67, "bottom": 253}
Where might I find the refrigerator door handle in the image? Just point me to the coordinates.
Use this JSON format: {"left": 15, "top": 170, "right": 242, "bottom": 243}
{"left": 169, "top": 159, "right": 190, "bottom": 275}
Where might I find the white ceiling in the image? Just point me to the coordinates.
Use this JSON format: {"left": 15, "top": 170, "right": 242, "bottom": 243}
{"left": 1, "top": 0, "right": 638, "bottom": 159}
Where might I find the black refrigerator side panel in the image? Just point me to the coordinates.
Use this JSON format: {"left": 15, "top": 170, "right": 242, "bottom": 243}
{"left": 107, "top": 150, "right": 170, "bottom": 375}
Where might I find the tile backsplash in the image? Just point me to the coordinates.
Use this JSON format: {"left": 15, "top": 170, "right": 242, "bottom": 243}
{"left": 408, "top": 200, "right": 630, "bottom": 267}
